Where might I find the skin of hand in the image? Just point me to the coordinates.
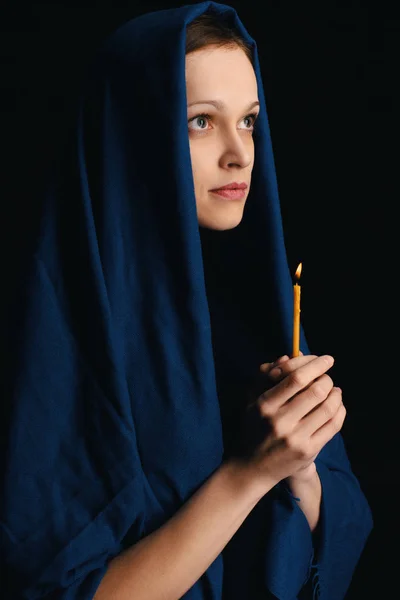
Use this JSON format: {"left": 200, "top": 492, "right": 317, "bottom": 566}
{"left": 260, "top": 353, "right": 316, "bottom": 482}
{"left": 236, "top": 353, "right": 346, "bottom": 488}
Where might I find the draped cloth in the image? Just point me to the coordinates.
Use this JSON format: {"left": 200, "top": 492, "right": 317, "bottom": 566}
{"left": 0, "top": 2, "right": 372, "bottom": 598}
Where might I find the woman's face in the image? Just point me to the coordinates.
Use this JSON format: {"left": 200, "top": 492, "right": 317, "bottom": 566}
{"left": 185, "top": 44, "right": 259, "bottom": 230}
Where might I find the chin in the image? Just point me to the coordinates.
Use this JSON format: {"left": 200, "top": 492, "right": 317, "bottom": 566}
{"left": 198, "top": 214, "right": 244, "bottom": 231}
{"left": 197, "top": 205, "right": 246, "bottom": 231}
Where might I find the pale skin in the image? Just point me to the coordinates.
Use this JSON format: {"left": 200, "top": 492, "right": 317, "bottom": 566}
{"left": 94, "top": 45, "right": 346, "bottom": 600}
{"left": 186, "top": 44, "right": 258, "bottom": 230}
{"left": 258, "top": 352, "right": 345, "bottom": 531}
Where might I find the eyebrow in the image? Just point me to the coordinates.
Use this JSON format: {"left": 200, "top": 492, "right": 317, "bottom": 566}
{"left": 187, "top": 100, "right": 260, "bottom": 111}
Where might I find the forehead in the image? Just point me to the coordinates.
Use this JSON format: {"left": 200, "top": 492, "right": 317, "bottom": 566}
{"left": 185, "top": 46, "right": 258, "bottom": 101}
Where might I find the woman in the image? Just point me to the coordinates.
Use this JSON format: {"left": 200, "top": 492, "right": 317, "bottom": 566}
{"left": 0, "top": 2, "right": 372, "bottom": 599}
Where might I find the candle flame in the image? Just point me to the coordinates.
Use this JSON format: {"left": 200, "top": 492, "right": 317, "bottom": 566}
{"left": 294, "top": 262, "right": 302, "bottom": 281}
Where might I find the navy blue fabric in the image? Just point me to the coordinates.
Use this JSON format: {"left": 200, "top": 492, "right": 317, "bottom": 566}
{"left": 0, "top": 2, "right": 372, "bottom": 598}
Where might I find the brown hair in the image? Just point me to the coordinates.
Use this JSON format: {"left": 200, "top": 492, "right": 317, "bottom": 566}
{"left": 185, "top": 12, "right": 253, "bottom": 64}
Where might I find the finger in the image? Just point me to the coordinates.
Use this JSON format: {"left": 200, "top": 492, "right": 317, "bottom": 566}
{"left": 260, "top": 350, "right": 304, "bottom": 372}
{"left": 300, "top": 387, "right": 344, "bottom": 437}
{"left": 259, "top": 355, "right": 290, "bottom": 373}
{"left": 268, "top": 354, "right": 319, "bottom": 380}
{"left": 279, "top": 373, "right": 334, "bottom": 423}
{"left": 307, "top": 401, "right": 346, "bottom": 452}
{"left": 260, "top": 355, "right": 335, "bottom": 411}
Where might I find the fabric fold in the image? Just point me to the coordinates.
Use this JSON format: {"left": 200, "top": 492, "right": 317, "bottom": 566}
{"left": 0, "top": 3, "right": 372, "bottom": 598}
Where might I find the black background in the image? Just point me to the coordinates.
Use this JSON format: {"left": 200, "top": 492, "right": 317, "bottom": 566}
{"left": 1, "top": 1, "right": 397, "bottom": 597}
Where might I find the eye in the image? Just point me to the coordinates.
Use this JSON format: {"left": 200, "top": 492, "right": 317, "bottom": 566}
{"left": 188, "top": 113, "right": 211, "bottom": 131}
{"left": 239, "top": 112, "right": 259, "bottom": 131}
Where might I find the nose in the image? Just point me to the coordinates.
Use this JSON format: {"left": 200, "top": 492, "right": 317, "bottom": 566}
{"left": 218, "top": 129, "right": 253, "bottom": 170}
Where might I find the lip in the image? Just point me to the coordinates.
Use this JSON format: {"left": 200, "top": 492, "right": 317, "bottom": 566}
{"left": 209, "top": 182, "right": 248, "bottom": 200}
{"left": 210, "top": 182, "right": 248, "bottom": 191}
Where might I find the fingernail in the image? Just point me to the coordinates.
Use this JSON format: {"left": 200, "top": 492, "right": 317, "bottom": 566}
{"left": 323, "top": 355, "right": 334, "bottom": 365}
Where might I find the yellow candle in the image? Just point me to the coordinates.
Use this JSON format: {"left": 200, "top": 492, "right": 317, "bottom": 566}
{"left": 292, "top": 263, "right": 302, "bottom": 357}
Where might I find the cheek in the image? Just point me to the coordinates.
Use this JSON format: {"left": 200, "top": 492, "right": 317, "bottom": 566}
{"left": 246, "top": 136, "right": 255, "bottom": 164}
{"left": 189, "top": 142, "right": 212, "bottom": 190}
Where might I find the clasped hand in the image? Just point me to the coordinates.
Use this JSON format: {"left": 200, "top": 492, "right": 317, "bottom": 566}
{"left": 236, "top": 353, "right": 346, "bottom": 488}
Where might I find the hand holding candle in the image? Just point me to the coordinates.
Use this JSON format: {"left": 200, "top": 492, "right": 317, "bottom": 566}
{"left": 292, "top": 262, "right": 302, "bottom": 357}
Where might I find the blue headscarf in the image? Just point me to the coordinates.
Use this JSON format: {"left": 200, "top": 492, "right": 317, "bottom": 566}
{"left": 1, "top": 3, "right": 372, "bottom": 599}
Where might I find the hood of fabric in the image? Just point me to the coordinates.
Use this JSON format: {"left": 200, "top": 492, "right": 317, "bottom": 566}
{"left": 2, "top": 3, "right": 310, "bottom": 598}
{"left": 32, "top": 0, "right": 309, "bottom": 475}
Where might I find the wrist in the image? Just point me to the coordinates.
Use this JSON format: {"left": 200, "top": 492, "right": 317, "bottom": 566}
{"left": 285, "top": 466, "right": 322, "bottom": 532}
{"left": 285, "top": 465, "right": 321, "bottom": 500}
{"left": 287, "top": 462, "right": 317, "bottom": 484}
{"left": 220, "top": 458, "right": 277, "bottom": 504}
